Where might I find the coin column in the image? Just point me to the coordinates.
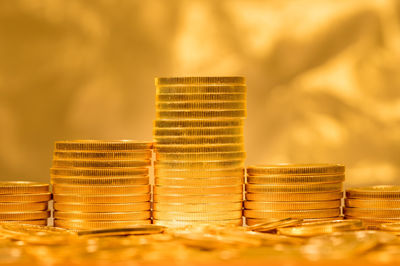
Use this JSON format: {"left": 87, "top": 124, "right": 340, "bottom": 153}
{"left": 345, "top": 186, "right": 400, "bottom": 229}
{"left": 153, "top": 77, "right": 247, "bottom": 226}
{"left": 50, "top": 140, "right": 152, "bottom": 230}
{"left": 244, "top": 164, "right": 345, "bottom": 225}
{"left": 0, "top": 182, "right": 50, "bottom": 225}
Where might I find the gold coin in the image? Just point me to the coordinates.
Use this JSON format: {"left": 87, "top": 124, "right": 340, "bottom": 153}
{"left": 246, "top": 174, "right": 345, "bottom": 184}
{"left": 156, "top": 85, "right": 246, "bottom": 94}
{"left": 153, "top": 202, "right": 242, "bottom": 212}
{"left": 154, "top": 144, "right": 244, "bottom": 153}
{"left": 156, "top": 101, "right": 246, "bottom": 110}
{"left": 152, "top": 210, "right": 242, "bottom": 221}
{"left": 52, "top": 159, "right": 150, "bottom": 168}
{"left": 153, "top": 185, "right": 243, "bottom": 194}
{"left": 156, "top": 110, "right": 246, "bottom": 119}
{"left": 155, "top": 176, "right": 244, "bottom": 186}
{"left": 0, "top": 202, "right": 48, "bottom": 212}
{"left": 345, "top": 199, "right": 400, "bottom": 209}
{"left": 52, "top": 184, "right": 150, "bottom": 194}
{"left": 53, "top": 151, "right": 152, "bottom": 160}
{"left": 244, "top": 200, "right": 341, "bottom": 211}
{"left": 247, "top": 218, "right": 303, "bottom": 232}
{"left": 346, "top": 186, "right": 400, "bottom": 199}
{"left": 154, "top": 119, "right": 244, "bottom": 128}
{"left": 277, "top": 219, "right": 363, "bottom": 237}
{"left": 155, "top": 135, "right": 244, "bottom": 145}
{"left": 53, "top": 194, "right": 150, "bottom": 204}
{"left": 54, "top": 211, "right": 151, "bottom": 221}
{"left": 0, "top": 220, "right": 48, "bottom": 226}
{"left": 153, "top": 193, "right": 243, "bottom": 203}
{"left": 244, "top": 208, "right": 341, "bottom": 219}
{"left": 155, "top": 160, "right": 244, "bottom": 169}
{"left": 51, "top": 176, "right": 149, "bottom": 186}
{"left": 155, "top": 151, "right": 246, "bottom": 161}
{"left": 343, "top": 208, "right": 400, "bottom": 218}
{"left": 155, "top": 76, "right": 246, "bottom": 85}
{"left": 153, "top": 219, "right": 242, "bottom": 227}
{"left": 245, "top": 183, "right": 342, "bottom": 193}
{"left": 0, "top": 193, "right": 51, "bottom": 203}
{"left": 54, "top": 219, "right": 151, "bottom": 230}
{"left": 77, "top": 225, "right": 166, "bottom": 237}
{"left": 0, "top": 211, "right": 50, "bottom": 220}
{"left": 155, "top": 168, "right": 244, "bottom": 178}
{"left": 245, "top": 217, "right": 343, "bottom": 226}
{"left": 55, "top": 140, "right": 152, "bottom": 151}
{"left": 154, "top": 127, "right": 243, "bottom": 137}
{"left": 245, "top": 191, "right": 343, "bottom": 202}
{"left": 0, "top": 182, "right": 49, "bottom": 195}
{"left": 50, "top": 168, "right": 148, "bottom": 177}
{"left": 247, "top": 164, "right": 345, "bottom": 176}
{"left": 54, "top": 202, "right": 150, "bottom": 212}
{"left": 156, "top": 94, "right": 246, "bottom": 102}
{"left": 379, "top": 223, "right": 400, "bottom": 232}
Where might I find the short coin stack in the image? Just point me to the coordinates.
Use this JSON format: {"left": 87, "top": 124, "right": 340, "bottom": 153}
{"left": 153, "top": 77, "right": 247, "bottom": 226}
{"left": 345, "top": 186, "right": 400, "bottom": 228}
{"left": 51, "top": 140, "right": 152, "bottom": 230}
{"left": 244, "top": 164, "right": 345, "bottom": 225}
{"left": 0, "top": 182, "right": 50, "bottom": 226}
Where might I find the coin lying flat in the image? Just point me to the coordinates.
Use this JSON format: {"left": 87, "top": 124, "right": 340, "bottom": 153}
{"left": 153, "top": 193, "right": 243, "bottom": 203}
{"left": 0, "top": 220, "right": 48, "bottom": 226}
{"left": 155, "top": 76, "right": 246, "bottom": 85}
{"left": 54, "top": 202, "right": 150, "bottom": 212}
{"left": 156, "top": 110, "right": 246, "bottom": 119}
{"left": 153, "top": 219, "right": 243, "bottom": 227}
{"left": 51, "top": 176, "right": 149, "bottom": 186}
{"left": 154, "top": 127, "right": 243, "bottom": 137}
{"left": 54, "top": 211, "right": 151, "bottom": 221}
{"left": 0, "top": 211, "right": 50, "bottom": 220}
{"left": 155, "top": 119, "right": 244, "bottom": 128}
{"left": 156, "top": 94, "right": 246, "bottom": 102}
{"left": 246, "top": 217, "right": 344, "bottom": 226}
{"left": 77, "top": 225, "right": 166, "bottom": 237}
{"left": 346, "top": 186, "right": 400, "bottom": 199}
{"left": 156, "top": 102, "right": 246, "bottom": 110}
{"left": 53, "top": 151, "right": 152, "bottom": 160}
{"left": 52, "top": 184, "right": 150, "bottom": 194}
{"left": 155, "top": 152, "right": 246, "bottom": 161}
{"left": 55, "top": 140, "right": 153, "bottom": 151}
{"left": 344, "top": 208, "right": 400, "bottom": 218}
{"left": 54, "top": 219, "right": 152, "bottom": 230}
{"left": 245, "top": 183, "right": 342, "bottom": 193}
{"left": 155, "top": 167, "right": 244, "bottom": 178}
{"left": 247, "top": 164, "right": 345, "bottom": 176}
{"left": 379, "top": 222, "right": 400, "bottom": 232}
{"left": 53, "top": 194, "right": 150, "bottom": 204}
{"left": 244, "top": 208, "right": 341, "bottom": 219}
{"left": 0, "top": 182, "right": 49, "bottom": 194}
{"left": 0, "top": 193, "right": 51, "bottom": 203}
{"left": 0, "top": 202, "right": 48, "bottom": 212}
{"left": 153, "top": 185, "right": 243, "bottom": 195}
{"left": 155, "top": 176, "right": 244, "bottom": 186}
{"left": 52, "top": 159, "right": 150, "bottom": 168}
{"left": 50, "top": 168, "right": 148, "bottom": 177}
{"left": 245, "top": 191, "right": 343, "bottom": 202}
{"left": 156, "top": 85, "right": 246, "bottom": 94}
{"left": 247, "top": 218, "right": 303, "bottom": 232}
{"left": 345, "top": 199, "right": 400, "bottom": 208}
{"left": 154, "top": 144, "right": 244, "bottom": 153}
{"left": 244, "top": 200, "right": 341, "bottom": 211}
{"left": 153, "top": 202, "right": 242, "bottom": 212}
{"left": 246, "top": 174, "right": 345, "bottom": 184}
{"left": 152, "top": 210, "right": 242, "bottom": 221}
{"left": 154, "top": 135, "right": 244, "bottom": 145}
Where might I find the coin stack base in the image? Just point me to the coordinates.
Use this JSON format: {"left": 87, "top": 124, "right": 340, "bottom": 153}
{"left": 245, "top": 164, "right": 345, "bottom": 224}
{"left": 51, "top": 140, "right": 152, "bottom": 230}
{"left": 153, "top": 77, "right": 247, "bottom": 226}
{"left": 0, "top": 182, "right": 50, "bottom": 226}
{"left": 345, "top": 185, "right": 400, "bottom": 229}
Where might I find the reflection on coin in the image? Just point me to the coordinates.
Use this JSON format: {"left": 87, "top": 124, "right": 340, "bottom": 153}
{"left": 153, "top": 193, "right": 243, "bottom": 203}
{"left": 77, "top": 225, "right": 166, "bottom": 237}
{"left": 244, "top": 208, "right": 341, "bottom": 219}
{"left": 52, "top": 184, "right": 150, "bottom": 194}
{"left": 0, "top": 182, "right": 49, "bottom": 194}
{"left": 53, "top": 194, "right": 150, "bottom": 204}
{"left": 152, "top": 210, "right": 242, "bottom": 221}
{"left": 247, "top": 164, "right": 345, "bottom": 176}
{"left": 153, "top": 202, "right": 242, "bottom": 212}
{"left": 245, "top": 191, "right": 343, "bottom": 202}
{"left": 55, "top": 140, "right": 152, "bottom": 151}
{"left": 244, "top": 200, "right": 341, "bottom": 210}
{"left": 54, "top": 211, "right": 151, "bottom": 221}
{"left": 54, "top": 202, "right": 150, "bottom": 212}
{"left": 54, "top": 219, "right": 152, "bottom": 230}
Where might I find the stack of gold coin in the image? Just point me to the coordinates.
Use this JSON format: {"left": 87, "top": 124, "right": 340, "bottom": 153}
{"left": 0, "top": 181, "right": 50, "bottom": 226}
{"left": 51, "top": 140, "right": 152, "bottom": 230}
{"left": 244, "top": 164, "right": 345, "bottom": 225}
{"left": 153, "top": 77, "right": 246, "bottom": 226}
{"left": 345, "top": 186, "right": 400, "bottom": 228}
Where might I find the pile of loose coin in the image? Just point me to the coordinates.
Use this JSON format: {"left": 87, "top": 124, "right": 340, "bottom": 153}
{"left": 244, "top": 164, "right": 345, "bottom": 225}
{"left": 50, "top": 140, "right": 152, "bottom": 230}
{"left": 345, "top": 185, "right": 400, "bottom": 228}
{"left": 152, "top": 77, "right": 247, "bottom": 226}
{"left": 0, "top": 182, "right": 50, "bottom": 225}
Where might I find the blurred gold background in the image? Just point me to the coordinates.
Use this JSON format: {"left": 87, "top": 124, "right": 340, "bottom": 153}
{"left": 0, "top": 0, "right": 399, "bottom": 187}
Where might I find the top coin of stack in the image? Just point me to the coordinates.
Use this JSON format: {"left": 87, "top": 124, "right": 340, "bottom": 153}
{"left": 345, "top": 186, "right": 400, "bottom": 228}
{"left": 153, "top": 77, "right": 246, "bottom": 227}
{"left": 244, "top": 164, "right": 345, "bottom": 225}
{"left": 51, "top": 140, "right": 152, "bottom": 230}
{"left": 0, "top": 181, "right": 50, "bottom": 226}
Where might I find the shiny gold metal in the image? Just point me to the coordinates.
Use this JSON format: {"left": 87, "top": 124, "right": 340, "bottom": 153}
{"left": 244, "top": 208, "right": 341, "bottom": 219}
{"left": 245, "top": 183, "right": 342, "bottom": 193}
{"left": 0, "top": 220, "right": 48, "bottom": 226}
{"left": 246, "top": 174, "right": 345, "bottom": 184}
{"left": 54, "top": 202, "right": 150, "bottom": 212}
{"left": 0, "top": 211, "right": 50, "bottom": 220}
{"left": 155, "top": 167, "right": 244, "bottom": 178}
{"left": 54, "top": 219, "right": 151, "bottom": 230}
{"left": 156, "top": 110, "right": 246, "bottom": 119}
{"left": 247, "top": 164, "right": 345, "bottom": 176}
{"left": 245, "top": 191, "right": 343, "bottom": 201}
{"left": 52, "top": 184, "right": 150, "bottom": 194}
{"left": 0, "top": 182, "right": 49, "bottom": 194}
{"left": 155, "top": 176, "right": 244, "bottom": 186}
{"left": 156, "top": 94, "right": 246, "bottom": 102}
{"left": 156, "top": 101, "right": 246, "bottom": 110}
{"left": 153, "top": 185, "right": 243, "bottom": 194}
{"left": 0, "top": 202, "right": 48, "bottom": 212}
{"left": 53, "top": 194, "right": 150, "bottom": 204}
{"left": 154, "top": 127, "right": 243, "bottom": 136}
{"left": 154, "top": 119, "right": 244, "bottom": 128}
{"left": 345, "top": 198, "right": 400, "bottom": 208}
{"left": 152, "top": 210, "right": 242, "bottom": 221}
{"left": 51, "top": 176, "right": 149, "bottom": 185}
{"left": 53, "top": 151, "right": 152, "bottom": 160}
{"left": 154, "top": 144, "right": 244, "bottom": 153}
{"left": 155, "top": 76, "right": 246, "bottom": 85}
{"left": 50, "top": 168, "right": 148, "bottom": 177}
{"left": 379, "top": 222, "right": 400, "bottom": 232}
{"left": 346, "top": 186, "right": 400, "bottom": 199}
{"left": 156, "top": 85, "right": 246, "bottom": 94}
{"left": 247, "top": 218, "right": 303, "bottom": 232}
{"left": 155, "top": 135, "right": 244, "bottom": 145}
{"left": 155, "top": 160, "right": 244, "bottom": 169}
{"left": 153, "top": 193, "right": 243, "bottom": 203}
{"left": 77, "top": 225, "right": 165, "bottom": 237}
{"left": 153, "top": 202, "right": 242, "bottom": 212}
{"left": 54, "top": 211, "right": 151, "bottom": 220}
{"left": 246, "top": 217, "right": 344, "bottom": 226}
{"left": 153, "top": 219, "right": 242, "bottom": 227}
{"left": 0, "top": 193, "right": 51, "bottom": 203}
{"left": 155, "top": 151, "right": 246, "bottom": 161}
{"left": 344, "top": 208, "right": 400, "bottom": 218}
{"left": 55, "top": 140, "right": 152, "bottom": 151}
{"left": 52, "top": 159, "right": 150, "bottom": 168}
{"left": 244, "top": 200, "right": 341, "bottom": 211}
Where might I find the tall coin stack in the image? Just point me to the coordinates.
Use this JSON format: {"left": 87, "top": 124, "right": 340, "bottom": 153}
{"left": 0, "top": 182, "right": 50, "bottom": 226}
{"left": 153, "top": 77, "right": 247, "bottom": 226}
{"left": 244, "top": 164, "right": 345, "bottom": 225}
{"left": 51, "top": 140, "right": 152, "bottom": 230}
{"left": 345, "top": 186, "right": 400, "bottom": 228}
